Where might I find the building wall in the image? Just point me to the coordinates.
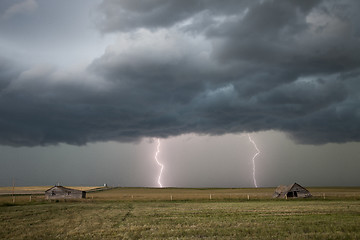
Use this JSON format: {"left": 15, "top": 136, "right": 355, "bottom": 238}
{"left": 273, "top": 183, "right": 312, "bottom": 198}
{"left": 45, "top": 186, "right": 86, "bottom": 200}
{"left": 290, "top": 184, "right": 311, "bottom": 197}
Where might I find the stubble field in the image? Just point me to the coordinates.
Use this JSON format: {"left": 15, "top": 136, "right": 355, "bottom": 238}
{"left": 0, "top": 187, "right": 359, "bottom": 239}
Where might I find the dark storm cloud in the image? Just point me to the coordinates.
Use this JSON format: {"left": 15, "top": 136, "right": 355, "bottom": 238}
{"left": 0, "top": 0, "right": 360, "bottom": 146}
{"left": 96, "top": 0, "right": 255, "bottom": 32}
{"left": 0, "top": 57, "right": 18, "bottom": 91}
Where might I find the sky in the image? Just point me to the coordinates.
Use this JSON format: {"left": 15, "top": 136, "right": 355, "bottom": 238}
{"left": 0, "top": 0, "right": 359, "bottom": 188}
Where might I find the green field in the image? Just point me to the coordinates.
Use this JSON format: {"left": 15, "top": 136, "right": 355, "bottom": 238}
{"left": 1, "top": 187, "right": 360, "bottom": 239}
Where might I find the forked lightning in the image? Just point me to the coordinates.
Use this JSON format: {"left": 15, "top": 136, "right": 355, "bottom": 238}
{"left": 154, "top": 138, "right": 164, "bottom": 188}
{"left": 247, "top": 134, "right": 260, "bottom": 188}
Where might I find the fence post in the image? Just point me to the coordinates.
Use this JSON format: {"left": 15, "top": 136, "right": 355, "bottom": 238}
{"left": 12, "top": 178, "right": 15, "bottom": 203}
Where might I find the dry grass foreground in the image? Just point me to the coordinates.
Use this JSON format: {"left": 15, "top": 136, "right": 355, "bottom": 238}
{"left": 1, "top": 200, "right": 360, "bottom": 239}
{"left": 0, "top": 187, "right": 360, "bottom": 239}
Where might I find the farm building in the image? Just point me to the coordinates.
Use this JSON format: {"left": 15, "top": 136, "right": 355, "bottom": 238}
{"left": 45, "top": 186, "right": 86, "bottom": 200}
{"left": 273, "top": 182, "right": 312, "bottom": 198}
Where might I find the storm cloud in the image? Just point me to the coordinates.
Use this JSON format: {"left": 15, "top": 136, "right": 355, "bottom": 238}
{"left": 0, "top": 0, "right": 360, "bottom": 146}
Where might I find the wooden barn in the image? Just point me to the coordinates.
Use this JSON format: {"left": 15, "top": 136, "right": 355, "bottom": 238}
{"left": 45, "top": 186, "right": 86, "bottom": 200}
{"left": 273, "top": 182, "right": 312, "bottom": 198}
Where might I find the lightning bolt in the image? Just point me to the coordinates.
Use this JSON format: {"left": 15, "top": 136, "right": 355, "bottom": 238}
{"left": 247, "top": 134, "right": 259, "bottom": 188}
{"left": 154, "top": 138, "right": 164, "bottom": 188}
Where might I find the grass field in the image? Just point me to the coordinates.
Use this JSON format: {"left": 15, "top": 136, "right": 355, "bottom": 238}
{"left": 1, "top": 187, "right": 360, "bottom": 239}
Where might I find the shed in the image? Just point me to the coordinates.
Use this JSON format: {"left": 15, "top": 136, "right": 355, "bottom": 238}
{"left": 273, "top": 182, "right": 312, "bottom": 198}
{"left": 45, "top": 186, "right": 86, "bottom": 200}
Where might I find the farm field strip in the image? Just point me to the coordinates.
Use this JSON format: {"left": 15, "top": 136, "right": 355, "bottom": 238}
{"left": 87, "top": 187, "right": 360, "bottom": 201}
{"left": 0, "top": 186, "right": 103, "bottom": 195}
{"left": 1, "top": 186, "right": 360, "bottom": 201}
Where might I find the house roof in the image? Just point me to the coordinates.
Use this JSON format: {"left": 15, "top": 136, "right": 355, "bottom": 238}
{"left": 45, "top": 185, "right": 85, "bottom": 193}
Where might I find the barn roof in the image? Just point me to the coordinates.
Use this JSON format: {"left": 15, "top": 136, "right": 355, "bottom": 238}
{"left": 275, "top": 183, "right": 297, "bottom": 193}
{"left": 273, "top": 182, "right": 311, "bottom": 198}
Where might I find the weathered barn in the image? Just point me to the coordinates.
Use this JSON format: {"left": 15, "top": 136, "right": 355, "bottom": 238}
{"left": 273, "top": 182, "right": 312, "bottom": 198}
{"left": 45, "top": 186, "right": 86, "bottom": 200}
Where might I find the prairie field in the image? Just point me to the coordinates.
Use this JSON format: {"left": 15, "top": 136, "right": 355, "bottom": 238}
{"left": 0, "top": 187, "right": 360, "bottom": 239}
{"left": 0, "top": 186, "right": 100, "bottom": 195}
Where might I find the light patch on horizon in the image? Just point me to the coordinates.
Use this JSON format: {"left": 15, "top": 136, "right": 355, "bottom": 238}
{"left": 0, "top": 0, "right": 114, "bottom": 68}
{"left": 0, "top": 132, "right": 360, "bottom": 187}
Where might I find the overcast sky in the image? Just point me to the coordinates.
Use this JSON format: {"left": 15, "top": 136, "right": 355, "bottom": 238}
{"left": 0, "top": 0, "right": 359, "bottom": 187}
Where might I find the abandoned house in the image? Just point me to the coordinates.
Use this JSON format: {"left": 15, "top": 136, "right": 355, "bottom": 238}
{"left": 273, "top": 182, "right": 312, "bottom": 198}
{"left": 45, "top": 186, "right": 86, "bottom": 200}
